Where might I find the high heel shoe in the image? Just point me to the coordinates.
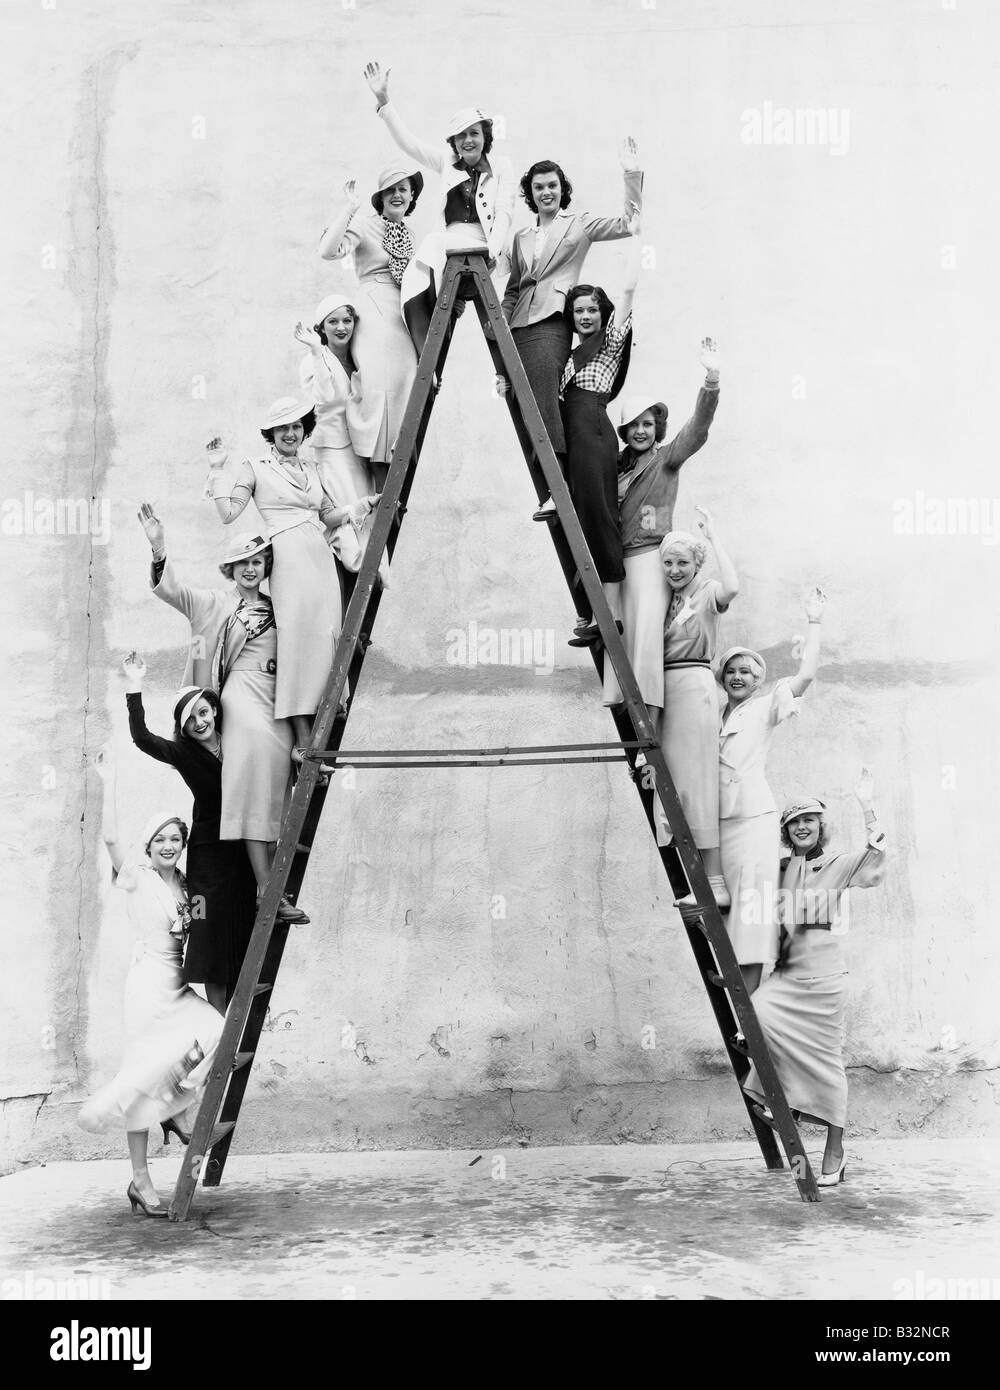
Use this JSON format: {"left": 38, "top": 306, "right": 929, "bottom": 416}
{"left": 160, "top": 1116, "right": 191, "bottom": 1146}
{"left": 127, "top": 1181, "right": 169, "bottom": 1219}
{"left": 817, "top": 1154, "right": 848, "bottom": 1186}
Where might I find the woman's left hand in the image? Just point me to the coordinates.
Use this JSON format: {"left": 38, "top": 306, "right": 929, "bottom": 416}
{"left": 693, "top": 503, "right": 714, "bottom": 541}
{"left": 854, "top": 766, "right": 875, "bottom": 806}
{"left": 804, "top": 586, "right": 827, "bottom": 622}
{"left": 619, "top": 135, "right": 641, "bottom": 172}
{"left": 294, "top": 321, "right": 322, "bottom": 349}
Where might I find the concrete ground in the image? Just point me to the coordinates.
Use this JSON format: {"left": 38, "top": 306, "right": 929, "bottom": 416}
{"left": 2, "top": 1138, "right": 998, "bottom": 1301}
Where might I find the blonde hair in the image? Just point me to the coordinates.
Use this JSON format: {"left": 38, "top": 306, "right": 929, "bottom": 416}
{"left": 659, "top": 530, "right": 707, "bottom": 568}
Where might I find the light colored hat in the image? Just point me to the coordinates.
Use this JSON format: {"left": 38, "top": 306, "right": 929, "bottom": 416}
{"left": 717, "top": 645, "right": 767, "bottom": 685}
{"left": 371, "top": 165, "right": 424, "bottom": 210}
{"left": 173, "top": 686, "right": 213, "bottom": 731}
{"left": 313, "top": 292, "right": 359, "bottom": 325}
{"left": 447, "top": 105, "right": 491, "bottom": 138}
{"left": 618, "top": 394, "right": 667, "bottom": 442}
{"left": 220, "top": 530, "right": 271, "bottom": 567}
{"left": 780, "top": 798, "right": 827, "bottom": 827}
{"left": 141, "top": 810, "right": 188, "bottom": 854}
{"left": 260, "top": 397, "right": 311, "bottom": 432}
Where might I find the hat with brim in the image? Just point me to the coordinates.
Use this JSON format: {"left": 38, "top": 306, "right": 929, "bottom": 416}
{"left": 716, "top": 645, "right": 767, "bottom": 686}
{"left": 447, "top": 106, "right": 491, "bottom": 138}
{"left": 173, "top": 685, "right": 213, "bottom": 732}
{"left": 313, "top": 292, "right": 359, "bottom": 326}
{"left": 371, "top": 165, "right": 424, "bottom": 211}
{"left": 260, "top": 397, "right": 311, "bottom": 432}
{"left": 780, "top": 798, "right": 827, "bottom": 827}
{"left": 220, "top": 530, "right": 271, "bottom": 567}
{"left": 617, "top": 394, "right": 667, "bottom": 442}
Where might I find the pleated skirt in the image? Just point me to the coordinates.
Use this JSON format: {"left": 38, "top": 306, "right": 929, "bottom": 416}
{"left": 742, "top": 968, "right": 849, "bottom": 1128}
{"left": 603, "top": 547, "right": 669, "bottom": 707}
{"left": 655, "top": 664, "right": 720, "bottom": 849}
{"left": 719, "top": 811, "right": 782, "bottom": 965}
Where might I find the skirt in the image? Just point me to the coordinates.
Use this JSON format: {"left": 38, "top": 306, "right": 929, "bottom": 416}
{"left": 742, "top": 968, "right": 849, "bottom": 1128}
{"left": 219, "top": 663, "right": 294, "bottom": 842}
{"left": 401, "top": 222, "right": 506, "bottom": 353}
{"left": 603, "top": 547, "right": 669, "bottom": 707}
{"left": 512, "top": 315, "right": 573, "bottom": 455}
{"left": 181, "top": 833, "right": 258, "bottom": 991}
{"left": 348, "top": 273, "right": 418, "bottom": 464}
{"left": 313, "top": 446, "right": 391, "bottom": 590}
{"left": 562, "top": 385, "right": 625, "bottom": 584}
{"left": 719, "top": 812, "right": 781, "bottom": 965}
{"left": 655, "top": 664, "right": 720, "bottom": 849}
{"left": 269, "top": 521, "right": 343, "bottom": 720}
{"left": 78, "top": 943, "right": 224, "bottom": 1134}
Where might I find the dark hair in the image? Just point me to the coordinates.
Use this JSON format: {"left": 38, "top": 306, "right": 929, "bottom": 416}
{"left": 447, "top": 119, "right": 494, "bottom": 161}
{"left": 623, "top": 403, "right": 669, "bottom": 444}
{"left": 173, "top": 688, "right": 223, "bottom": 743}
{"left": 563, "top": 284, "right": 615, "bottom": 333}
{"left": 780, "top": 818, "right": 831, "bottom": 853}
{"left": 313, "top": 305, "right": 359, "bottom": 348}
{"left": 261, "top": 409, "right": 316, "bottom": 444}
{"left": 144, "top": 817, "right": 189, "bottom": 854}
{"left": 372, "top": 177, "right": 422, "bottom": 216}
{"left": 218, "top": 545, "right": 274, "bottom": 582}
{"left": 519, "top": 160, "right": 573, "bottom": 212}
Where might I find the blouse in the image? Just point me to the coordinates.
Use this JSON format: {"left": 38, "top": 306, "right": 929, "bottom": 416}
{"left": 663, "top": 577, "right": 727, "bottom": 665}
{"left": 560, "top": 312, "right": 633, "bottom": 397}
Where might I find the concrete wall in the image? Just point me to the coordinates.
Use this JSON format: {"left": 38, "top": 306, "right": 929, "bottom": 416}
{"left": 3, "top": 0, "right": 999, "bottom": 1170}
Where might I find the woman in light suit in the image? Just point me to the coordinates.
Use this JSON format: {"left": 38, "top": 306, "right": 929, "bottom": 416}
{"left": 717, "top": 588, "right": 826, "bottom": 991}
{"left": 502, "top": 145, "right": 643, "bottom": 472}
{"left": 363, "top": 59, "right": 515, "bottom": 352}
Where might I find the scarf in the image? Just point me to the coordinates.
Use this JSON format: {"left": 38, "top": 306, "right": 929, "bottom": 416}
{"left": 215, "top": 596, "right": 275, "bottom": 690}
{"left": 381, "top": 216, "right": 415, "bottom": 286}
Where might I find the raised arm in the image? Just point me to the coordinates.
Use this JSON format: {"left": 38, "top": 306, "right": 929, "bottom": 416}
{"left": 204, "top": 439, "right": 254, "bottom": 525}
{"left": 695, "top": 504, "right": 739, "bottom": 606}
{"left": 364, "top": 60, "right": 444, "bottom": 172}
{"left": 319, "top": 180, "right": 363, "bottom": 261}
{"left": 847, "top": 767, "right": 888, "bottom": 885}
{"left": 295, "top": 323, "right": 341, "bottom": 406}
{"left": 578, "top": 137, "right": 645, "bottom": 243}
{"left": 616, "top": 205, "right": 643, "bottom": 323}
{"left": 94, "top": 743, "right": 128, "bottom": 875}
{"left": 122, "top": 653, "right": 181, "bottom": 768}
{"left": 787, "top": 588, "right": 827, "bottom": 698}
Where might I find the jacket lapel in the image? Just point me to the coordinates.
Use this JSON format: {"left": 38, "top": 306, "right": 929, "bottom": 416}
{"left": 533, "top": 214, "right": 572, "bottom": 277}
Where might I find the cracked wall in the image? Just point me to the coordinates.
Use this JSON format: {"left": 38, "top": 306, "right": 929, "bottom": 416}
{"left": 2, "top": 0, "right": 999, "bottom": 1171}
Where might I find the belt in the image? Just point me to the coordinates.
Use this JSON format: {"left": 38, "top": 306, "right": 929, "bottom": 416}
{"left": 231, "top": 658, "right": 277, "bottom": 675}
{"left": 663, "top": 660, "right": 711, "bottom": 670}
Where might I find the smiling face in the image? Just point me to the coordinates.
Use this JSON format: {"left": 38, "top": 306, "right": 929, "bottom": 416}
{"left": 147, "top": 824, "right": 184, "bottom": 873}
{"left": 321, "top": 308, "right": 355, "bottom": 350}
{"left": 530, "top": 169, "right": 562, "bottom": 215}
{"left": 183, "top": 698, "right": 217, "bottom": 744}
{"left": 625, "top": 411, "right": 658, "bottom": 455}
{"left": 272, "top": 419, "right": 305, "bottom": 457}
{"left": 453, "top": 122, "right": 485, "bottom": 166}
{"left": 661, "top": 544, "right": 697, "bottom": 590}
{"left": 786, "top": 813, "right": 822, "bottom": 853}
{"left": 723, "top": 657, "right": 760, "bottom": 705}
{"left": 572, "top": 293, "right": 601, "bottom": 339}
{"left": 381, "top": 178, "right": 412, "bottom": 221}
{"left": 234, "top": 552, "right": 266, "bottom": 596}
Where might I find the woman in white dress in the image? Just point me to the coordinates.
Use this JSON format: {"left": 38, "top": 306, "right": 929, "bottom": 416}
{"left": 318, "top": 171, "right": 423, "bottom": 483}
{"left": 206, "top": 400, "right": 378, "bottom": 754}
{"left": 363, "top": 59, "right": 515, "bottom": 352}
{"left": 743, "top": 770, "right": 887, "bottom": 1184}
{"left": 79, "top": 747, "right": 224, "bottom": 1217}
{"left": 717, "top": 587, "right": 827, "bottom": 991}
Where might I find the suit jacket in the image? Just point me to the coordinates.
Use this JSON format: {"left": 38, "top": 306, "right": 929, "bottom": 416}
{"left": 502, "top": 169, "right": 644, "bottom": 327}
{"left": 377, "top": 102, "right": 515, "bottom": 263}
{"left": 151, "top": 557, "right": 245, "bottom": 691}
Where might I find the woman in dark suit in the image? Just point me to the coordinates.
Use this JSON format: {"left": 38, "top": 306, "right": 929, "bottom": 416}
{"left": 501, "top": 141, "right": 643, "bottom": 479}
{"left": 122, "top": 652, "right": 258, "bottom": 1014}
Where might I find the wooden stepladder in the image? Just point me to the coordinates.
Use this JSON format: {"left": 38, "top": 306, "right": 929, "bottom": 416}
{"left": 169, "top": 247, "right": 819, "bottom": 1219}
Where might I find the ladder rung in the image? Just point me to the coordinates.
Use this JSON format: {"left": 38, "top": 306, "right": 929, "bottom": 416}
{"left": 706, "top": 970, "right": 726, "bottom": 988}
{"left": 751, "top": 1104, "right": 778, "bottom": 1131}
{"left": 208, "top": 1122, "right": 236, "bottom": 1147}
{"left": 252, "top": 982, "right": 273, "bottom": 997}
{"left": 232, "top": 1051, "right": 255, "bottom": 1072}
{"left": 294, "top": 842, "right": 310, "bottom": 855}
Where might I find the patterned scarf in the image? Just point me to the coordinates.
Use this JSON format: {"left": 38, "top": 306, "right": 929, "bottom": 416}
{"left": 381, "top": 216, "right": 414, "bottom": 286}
{"left": 216, "top": 597, "right": 275, "bottom": 690}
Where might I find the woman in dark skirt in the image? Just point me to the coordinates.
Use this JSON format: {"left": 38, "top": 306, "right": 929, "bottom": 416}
{"left": 558, "top": 214, "right": 643, "bottom": 646}
{"left": 122, "top": 652, "right": 257, "bottom": 1013}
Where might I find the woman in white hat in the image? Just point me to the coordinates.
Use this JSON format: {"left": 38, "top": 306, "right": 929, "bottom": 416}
{"left": 654, "top": 507, "right": 739, "bottom": 907}
{"left": 743, "top": 769, "right": 887, "bottom": 1184}
{"left": 716, "top": 587, "right": 826, "bottom": 991}
{"left": 139, "top": 504, "right": 307, "bottom": 925}
{"left": 318, "top": 171, "right": 423, "bottom": 482}
{"left": 120, "top": 651, "right": 259, "bottom": 1013}
{"left": 602, "top": 340, "right": 722, "bottom": 717}
{"left": 80, "top": 746, "right": 224, "bottom": 1217}
{"left": 205, "top": 403, "right": 376, "bottom": 752}
{"left": 363, "top": 60, "right": 515, "bottom": 351}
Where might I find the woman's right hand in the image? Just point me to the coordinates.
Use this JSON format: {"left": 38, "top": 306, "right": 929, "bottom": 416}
{"left": 206, "top": 436, "right": 229, "bottom": 470}
{"left": 137, "top": 501, "right": 165, "bottom": 552}
{"left": 294, "top": 321, "right": 323, "bottom": 349}
{"left": 343, "top": 178, "right": 360, "bottom": 211}
{"left": 94, "top": 741, "right": 115, "bottom": 782}
{"left": 122, "top": 650, "right": 147, "bottom": 687}
{"left": 364, "top": 60, "right": 390, "bottom": 106}
{"left": 693, "top": 503, "right": 715, "bottom": 542}
{"left": 854, "top": 766, "right": 875, "bottom": 807}
{"left": 804, "top": 586, "right": 827, "bottom": 622}
{"left": 494, "top": 375, "right": 509, "bottom": 397}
